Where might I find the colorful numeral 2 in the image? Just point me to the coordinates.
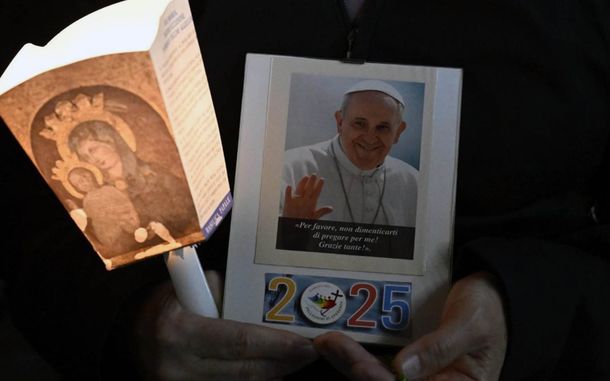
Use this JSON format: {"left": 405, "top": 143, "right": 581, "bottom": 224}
{"left": 347, "top": 282, "right": 378, "bottom": 328}
{"left": 264, "top": 276, "right": 296, "bottom": 323}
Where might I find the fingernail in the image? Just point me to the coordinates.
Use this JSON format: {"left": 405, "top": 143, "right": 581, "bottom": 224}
{"left": 402, "top": 355, "right": 421, "bottom": 379}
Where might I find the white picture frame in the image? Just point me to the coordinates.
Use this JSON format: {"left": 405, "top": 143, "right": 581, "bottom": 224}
{"left": 223, "top": 54, "right": 461, "bottom": 345}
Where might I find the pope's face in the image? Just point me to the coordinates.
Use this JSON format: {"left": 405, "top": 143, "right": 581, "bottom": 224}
{"left": 336, "top": 91, "right": 406, "bottom": 171}
{"left": 76, "top": 139, "right": 121, "bottom": 171}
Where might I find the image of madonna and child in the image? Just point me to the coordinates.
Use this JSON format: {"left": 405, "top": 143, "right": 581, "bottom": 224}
{"left": 63, "top": 120, "right": 199, "bottom": 257}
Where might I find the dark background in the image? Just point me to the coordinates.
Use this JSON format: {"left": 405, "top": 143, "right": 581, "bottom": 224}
{"left": 0, "top": 1, "right": 117, "bottom": 379}
{"left": 0, "top": 280, "right": 60, "bottom": 380}
{"left": 1, "top": 0, "right": 609, "bottom": 380}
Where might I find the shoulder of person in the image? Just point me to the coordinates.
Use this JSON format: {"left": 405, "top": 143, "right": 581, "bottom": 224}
{"left": 385, "top": 156, "right": 419, "bottom": 187}
{"left": 385, "top": 156, "right": 418, "bottom": 180}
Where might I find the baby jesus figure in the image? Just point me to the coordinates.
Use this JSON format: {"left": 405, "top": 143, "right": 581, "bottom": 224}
{"left": 66, "top": 167, "right": 176, "bottom": 254}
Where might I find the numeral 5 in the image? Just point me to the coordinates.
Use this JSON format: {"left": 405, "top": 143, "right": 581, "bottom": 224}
{"left": 380, "top": 284, "right": 411, "bottom": 330}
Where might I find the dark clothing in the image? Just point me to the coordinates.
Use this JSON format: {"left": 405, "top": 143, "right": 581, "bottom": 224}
{"left": 1, "top": 0, "right": 609, "bottom": 380}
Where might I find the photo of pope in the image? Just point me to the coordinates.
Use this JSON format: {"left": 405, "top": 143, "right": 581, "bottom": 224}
{"left": 280, "top": 80, "right": 418, "bottom": 227}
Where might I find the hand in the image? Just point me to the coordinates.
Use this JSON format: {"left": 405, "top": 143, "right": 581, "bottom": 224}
{"left": 314, "top": 272, "right": 508, "bottom": 381}
{"left": 130, "top": 272, "right": 319, "bottom": 381}
{"left": 69, "top": 208, "right": 88, "bottom": 231}
{"left": 283, "top": 174, "right": 333, "bottom": 219}
{"left": 148, "top": 221, "right": 176, "bottom": 243}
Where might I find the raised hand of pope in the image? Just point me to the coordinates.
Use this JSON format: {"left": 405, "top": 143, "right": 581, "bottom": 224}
{"left": 314, "top": 272, "right": 507, "bottom": 381}
{"left": 283, "top": 174, "right": 333, "bottom": 219}
{"left": 129, "top": 271, "right": 319, "bottom": 381}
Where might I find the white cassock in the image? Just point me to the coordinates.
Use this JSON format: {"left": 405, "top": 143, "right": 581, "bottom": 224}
{"left": 281, "top": 135, "right": 418, "bottom": 227}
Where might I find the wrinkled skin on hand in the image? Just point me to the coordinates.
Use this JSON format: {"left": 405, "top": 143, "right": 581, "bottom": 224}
{"left": 314, "top": 272, "right": 508, "bottom": 381}
{"left": 130, "top": 271, "right": 319, "bottom": 381}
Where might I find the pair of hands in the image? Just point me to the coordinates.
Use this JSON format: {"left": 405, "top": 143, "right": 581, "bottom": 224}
{"left": 130, "top": 271, "right": 507, "bottom": 381}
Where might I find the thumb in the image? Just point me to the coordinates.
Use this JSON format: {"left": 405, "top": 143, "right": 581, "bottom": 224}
{"left": 313, "top": 206, "right": 334, "bottom": 219}
{"left": 392, "top": 322, "right": 473, "bottom": 380}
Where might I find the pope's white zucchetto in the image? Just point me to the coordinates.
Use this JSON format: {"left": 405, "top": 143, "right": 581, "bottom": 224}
{"left": 344, "top": 79, "right": 405, "bottom": 108}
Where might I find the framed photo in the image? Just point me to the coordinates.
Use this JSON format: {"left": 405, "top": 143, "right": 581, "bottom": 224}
{"left": 224, "top": 54, "right": 461, "bottom": 345}
{"left": 257, "top": 64, "right": 428, "bottom": 275}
